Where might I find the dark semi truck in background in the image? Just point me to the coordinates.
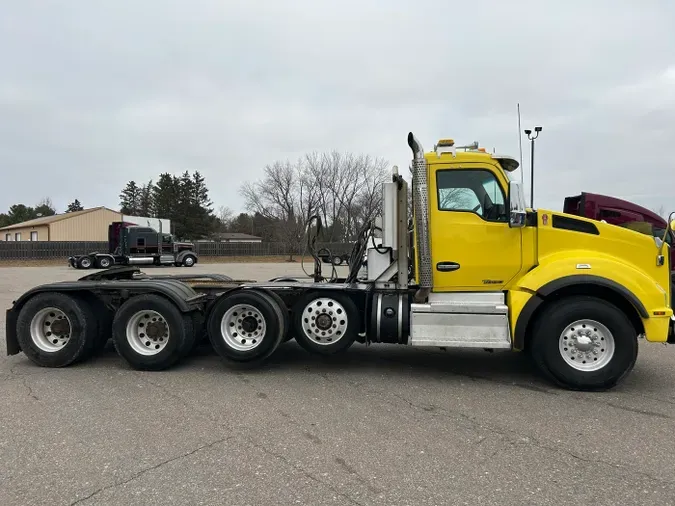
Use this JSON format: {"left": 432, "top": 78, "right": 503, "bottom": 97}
{"left": 69, "top": 221, "right": 198, "bottom": 269}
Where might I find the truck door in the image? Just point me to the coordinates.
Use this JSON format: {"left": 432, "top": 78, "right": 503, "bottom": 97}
{"left": 429, "top": 165, "right": 523, "bottom": 291}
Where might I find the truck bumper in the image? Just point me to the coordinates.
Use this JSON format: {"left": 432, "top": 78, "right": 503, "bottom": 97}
{"left": 5, "top": 308, "right": 20, "bottom": 356}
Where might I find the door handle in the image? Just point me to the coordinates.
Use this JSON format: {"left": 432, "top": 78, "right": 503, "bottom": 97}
{"left": 436, "top": 262, "right": 460, "bottom": 272}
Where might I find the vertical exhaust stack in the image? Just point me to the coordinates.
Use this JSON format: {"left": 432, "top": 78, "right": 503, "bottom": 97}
{"left": 408, "top": 132, "right": 432, "bottom": 300}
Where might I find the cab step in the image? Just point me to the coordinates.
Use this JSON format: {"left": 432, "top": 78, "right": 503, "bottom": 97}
{"left": 409, "top": 292, "right": 512, "bottom": 349}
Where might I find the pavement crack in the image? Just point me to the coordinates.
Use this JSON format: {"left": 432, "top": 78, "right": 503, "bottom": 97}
{"left": 335, "top": 457, "right": 383, "bottom": 494}
{"left": 21, "top": 378, "right": 39, "bottom": 401}
{"left": 603, "top": 401, "right": 671, "bottom": 420}
{"left": 68, "top": 436, "right": 230, "bottom": 505}
{"left": 135, "top": 374, "right": 367, "bottom": 502}
{"left": 335, "top": 377, "right": 675, "bottom": 489}
{"left": 242, "top": 435, "right": 366, "bottom": 506}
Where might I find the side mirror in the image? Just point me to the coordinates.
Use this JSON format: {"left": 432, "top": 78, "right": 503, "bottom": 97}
{"left": 508, "top": 180, "right": 527, "bottom": 228}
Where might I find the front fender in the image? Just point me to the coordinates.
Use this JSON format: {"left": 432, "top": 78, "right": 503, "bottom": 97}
{"left": 510, "top": 253, "right": 672, "bottom": 348}
{"left": 176, "top": 250, "right": 197, "bottom": 262}
{"left": 516, "top": 253, "right": 669, "bottom": 311}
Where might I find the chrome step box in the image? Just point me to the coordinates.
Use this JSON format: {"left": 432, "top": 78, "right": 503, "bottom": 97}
{"left": 409, "top": 292, "right": 512, "bottom": 349}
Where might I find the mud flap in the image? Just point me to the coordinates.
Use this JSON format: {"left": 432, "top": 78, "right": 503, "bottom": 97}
{"left": 5, "top": 308, "right": 20, "bottom": 355}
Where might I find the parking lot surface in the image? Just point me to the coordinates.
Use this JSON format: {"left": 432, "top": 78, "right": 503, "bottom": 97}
{"left": 1, "top": 263, "right": 675, "bottom": 505}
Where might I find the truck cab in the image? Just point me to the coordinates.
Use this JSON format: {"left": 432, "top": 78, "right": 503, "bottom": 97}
{"left": 408, "top": 134, "right": 674, "bottom": 389}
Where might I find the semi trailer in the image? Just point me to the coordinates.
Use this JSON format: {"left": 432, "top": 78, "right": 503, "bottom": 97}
{"left": 68, "top": 221, "right": 198, "bottom": 269}
{"left": 6, "top": 132, "right": 675, "bottom": 390}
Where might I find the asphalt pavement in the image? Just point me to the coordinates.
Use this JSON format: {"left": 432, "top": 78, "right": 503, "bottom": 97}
{"left": 1, "top": 263, "right": 675, "bottom": 506}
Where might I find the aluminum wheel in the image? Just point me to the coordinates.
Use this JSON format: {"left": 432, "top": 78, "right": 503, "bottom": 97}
{"left": 300, "top": 297, "right": 348, "bottom": 345}
{"left": 80, "top": 257, "right": 92, "bottom": 268}
{"left": 220, "top": 303, "right": 267, "bottom": 351}
{"left": 125, "top": 310, "right": 170, "bottom": 356}
{"left": 183, "top": 256, "right": 195, "bottom": 266}
{"left": 559, "top": 319, "right": 615, "bottom": 372}
{"left": 29, "top": 307, "right": 72, "bottom": 352}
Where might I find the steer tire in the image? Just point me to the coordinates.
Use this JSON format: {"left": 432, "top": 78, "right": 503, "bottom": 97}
{"left": 182, "top": 254, "right": 197, "bottom": 267}
{"left": 529, "top": 295, "right": 638, "bottom": 391}
{"left": 16, "top": 292, "right": 99, "bottom": 368}
{"left": 206, "top": 290, "right": 284, "bottom": 364}
{"left": 291, "top": 291, "right": 360, "bottom": 355}
{"left": 112, "top": 294, "right": 194, "bottom": 371}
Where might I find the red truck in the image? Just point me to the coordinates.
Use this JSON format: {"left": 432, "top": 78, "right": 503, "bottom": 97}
{"left": 563, "top": 192, "right": 674, "bottom": 269}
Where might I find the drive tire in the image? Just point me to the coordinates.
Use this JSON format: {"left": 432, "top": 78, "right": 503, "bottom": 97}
{"left": 263, "top": 289, "right": 292, "bottom": 343}
{"left": 95, "top": 256, "right": 113, "bottom": 269}
{"left": 112, "top": 294, "right": 195, "bottom": 371}
{"left": 291, "top": 291, "right": 360, "bottom": 355}
{"left": 529, "top": 295, "right": 638, "bottom": 391}
{"left": 207, "top": 290, "right": 284, "bottom": 363}
{"left": 16, "top": 292, "right": 99, "bottom": 368}
{"left": 78, "top": 256, "right": 93, "bottom": 269}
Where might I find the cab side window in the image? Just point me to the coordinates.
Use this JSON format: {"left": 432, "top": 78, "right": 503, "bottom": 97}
{"left": 437, "top": 169, "right": 507, "bottom": 222}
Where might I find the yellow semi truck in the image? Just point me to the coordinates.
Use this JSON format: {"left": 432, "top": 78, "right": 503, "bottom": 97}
{"left": 5, "top": 132, "right": 674, "bottom": 390}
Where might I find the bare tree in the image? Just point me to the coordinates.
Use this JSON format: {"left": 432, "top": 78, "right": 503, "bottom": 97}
{"left": 241, "top": 151, "right": 390, "bottom": 259}
{"left": 303, "top": 151, "right": 389, "bottom": 241}
{"left": 241, "top": 160, "right": 320, "bottom": 261}
{"left": 217, "top": 205, "right": 234, "bottom": 231}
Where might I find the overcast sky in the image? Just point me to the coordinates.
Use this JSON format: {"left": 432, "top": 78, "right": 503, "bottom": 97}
{"left": 1, "top": 0, "right": 674, "bottom": 218}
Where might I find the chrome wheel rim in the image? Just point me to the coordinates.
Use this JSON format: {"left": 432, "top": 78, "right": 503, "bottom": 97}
{"left": 29, "top": 307, "right": 72, "bottom": 352}
{"left": 559, "top": 319, "right": 615, "bottom": 371}
{"left": 220, "top": 304, "right": 266, "bottom": 351}
{"left": 81, "top": 258, "right": 91, "bottom": 268}
{"left": 100, "top": 258, "right": 110, "bottom": 267}
{"left": 184, "top": 257, "right": 194, "bottom": 266}
{"left": 125, "top": 310, "right": 170, "bottom": 356}
{"left": 301, "top": 297, "right": 348, "bottom": 345}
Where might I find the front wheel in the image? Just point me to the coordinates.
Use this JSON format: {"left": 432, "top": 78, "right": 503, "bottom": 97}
{"left": 529, "top": 296, "right": 638, "bottom": 391}
{"left": 182, "top": 255, "right": 197, "bottom": 267}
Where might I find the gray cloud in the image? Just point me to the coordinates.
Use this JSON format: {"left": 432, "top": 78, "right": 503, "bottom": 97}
{"left": 1, "top": 0, "right": 674, "bottom": 216}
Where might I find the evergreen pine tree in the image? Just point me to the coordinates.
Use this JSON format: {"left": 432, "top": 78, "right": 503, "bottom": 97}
{"left": 119, "top": 181, "right": 140, "bottom": 215}
{"left": 66, "top": 199, "right": 84, "bottom": 212}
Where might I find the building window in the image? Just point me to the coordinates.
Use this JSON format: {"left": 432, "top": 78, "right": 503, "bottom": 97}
{"left": 30, "top": 231, "right": 38, "bottom": 241}
{"left": 4, "top": 233, "right": 10, "bottom": 241}
{"left": 15, "top": 232, "right": 21, "bottom": 241}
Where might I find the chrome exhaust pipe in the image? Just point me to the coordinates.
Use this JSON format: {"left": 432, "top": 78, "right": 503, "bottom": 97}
{"left": 408, "top": 132, "right": 432, "bottom": 300}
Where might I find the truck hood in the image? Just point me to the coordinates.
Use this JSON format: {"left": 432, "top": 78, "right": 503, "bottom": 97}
{"left": 533, "top": 209, "right": 671, "bottom": 292}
